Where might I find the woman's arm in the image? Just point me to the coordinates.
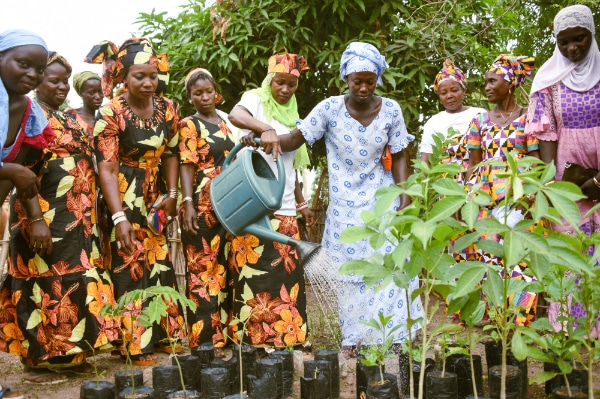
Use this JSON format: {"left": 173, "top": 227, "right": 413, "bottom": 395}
{"left": 294, "top": 172, "right": 314, "bottom": 227}
{"left": 180, "top": 163, "right": 199, "bottom": 235}
{"left": 21, "top": 196, "right": 53, "bottom": 256}
{"left": 98, "top": 161, "right": 137, "bottom": 255}
{"left": 156, "top": 154, "right": 179, "bottom": 217}
{"left": 392, "top": 149, "right": 411, "bottom": 210}
{"left": 538, "top": 140, "right": 557, "bottom": 165}
{"left": 466, "top": 149, "right": 482, "bottom": 182}
{"left": 260, "top": 129, "right": 306, "bottom": 161}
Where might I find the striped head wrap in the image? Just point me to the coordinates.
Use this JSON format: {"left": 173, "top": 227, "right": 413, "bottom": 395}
{"left": 84, "top": 37, "right": 169, "bottom": 97}
{"left": 339, "top": 42, "right": 388, "bottom": 85}
{"left": 47, "top": 51, "right": 72, "bottom": 73}
{"left": 488, "top": 54, "right": 535, "bottom": 88}
{"left": 433, "top": 59, "right": 467, "bottom": 93}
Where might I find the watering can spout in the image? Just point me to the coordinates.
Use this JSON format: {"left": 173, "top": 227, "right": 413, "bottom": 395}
{"left": 288, "top": 238, "right": 321, "bottom": 267}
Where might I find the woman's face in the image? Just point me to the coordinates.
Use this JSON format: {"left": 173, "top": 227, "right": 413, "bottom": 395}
{"left": 484, "top": 71, "right": 511, "bottom": 103}
{"left": 124, "top": 64, "right": 158, "bottom": 100}
{"left": 0, "top": 44, "right": 47, "bottom": 95}
{"left": 270, "top": 72, "right": 298, "bottom": 105}
{"left": 189, "top": 77, "right": 217, "bottom": 115}
{"left": 79, "top": 78, "right": 103, "bottom": 110}
{"left": 345, "top": 71, "right": 378, "bottom": 104}
{"left": 437, "top": 80, "right": 466, "bottom": 113}
{"left": 556, "top": 27, "right": 593, "bottom": 63}
{"left": 36, "top": 62, "right": 70, "bottom": 110}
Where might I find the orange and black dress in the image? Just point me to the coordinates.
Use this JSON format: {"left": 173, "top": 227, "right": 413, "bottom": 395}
{"left": 94, "top": 94, "right": 184, "bottom": 355}
{"left": 1, "top": 107, "right": 116, "bottom": 367}
{"left": 178, "top": 113, "right": 235, "bottom": 349}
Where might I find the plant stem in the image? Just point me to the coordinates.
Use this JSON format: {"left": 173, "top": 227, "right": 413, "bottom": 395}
{"left": 468, "top": 326, "right": 478, "bottom": 399}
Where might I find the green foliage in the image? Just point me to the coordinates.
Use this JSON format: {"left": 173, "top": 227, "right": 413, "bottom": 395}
{"left": 135, "top": 0, "right": 600, "bottom": 167}
{"left": 359, "top": 311, "right": 403, "bottom": 385}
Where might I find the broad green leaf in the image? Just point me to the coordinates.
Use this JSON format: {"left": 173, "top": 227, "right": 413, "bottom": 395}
{"left": 461, "top": 200, "right": 479, "bottom": 229}
{"left": 453, "top": 267, "right": 487, "bottom": 298}
{"left": 503, "top": 231, "right": 527, "bottom": 267}
{"left": 410, "top": 220, "right": 435, "bottom": 249}
{"left": 428, "top": 197, "right": 464, "bottom": 223}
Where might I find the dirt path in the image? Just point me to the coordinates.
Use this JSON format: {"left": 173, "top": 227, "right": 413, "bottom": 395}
{"left": 0, "top": 287, "right": 598, "bottom": 398}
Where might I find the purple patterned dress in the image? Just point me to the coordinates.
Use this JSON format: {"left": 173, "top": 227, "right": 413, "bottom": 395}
{"left": 526, "top": 81, "right": 600, "bottom": 333}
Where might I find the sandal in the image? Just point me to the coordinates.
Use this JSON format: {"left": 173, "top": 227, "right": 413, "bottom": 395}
{"left": 67, "top": 361, "right": 95, "bottom": 375}
{"left": 22, "top": 368, "right": 68, "bottom": 385}
{"left": 0, "top": 386, "right": 24, "bottom": 399}
{"left": 155, "top": 345, "right": 183, "bottom": 354}
{"left": 124, "top": 354, "right": 158, "bottom": 367}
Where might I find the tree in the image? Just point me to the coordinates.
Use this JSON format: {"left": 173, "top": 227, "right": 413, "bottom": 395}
{"left": 136, "top": 0, "right": 599, "bottom": 164}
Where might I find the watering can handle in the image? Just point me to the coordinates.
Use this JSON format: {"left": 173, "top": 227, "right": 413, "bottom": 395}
{"left": 222, "top": 137, "right": 285, "bottom": 181}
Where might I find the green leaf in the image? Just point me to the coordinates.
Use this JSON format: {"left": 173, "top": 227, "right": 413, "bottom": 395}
{"left": 410, "top": 220, "right": 435, "bottom": 249}
{"left": 453, "top": 267, "right": 487, "bottom": 298}
{"left": 428, "top": 197, "right": 465, "bottom": 223}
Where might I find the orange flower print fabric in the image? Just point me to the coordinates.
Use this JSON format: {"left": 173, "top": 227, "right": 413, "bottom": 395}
{"left": 178, "top": 115, "right": 235, "bottom": 350}
{"left": 94, "top": 94, "right": 183, "bottom": 356}
{"left": 226, "top": 215, "right": 309, "bottom": 348}
{"left": 0, "top": 109, "right": 117, "bottom": 366}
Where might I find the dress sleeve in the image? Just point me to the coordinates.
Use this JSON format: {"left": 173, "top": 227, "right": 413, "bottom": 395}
{"left": 525, "top": 87, "right": 557, "bottom": 141}
{"left": 420, "top": 116, "right": 436, "bottom": 155}
{"left": 386, "top": 99, "right": 414, "bottom": 154}
{"left": 163, "top": 98, "right": 180, "bottom": 156}
{"left": 466, "top": 114, "right": 484, "bottom": 151}
{"left": 296, "top": 98, "right": 331, "bottom": 146}
{"left": 178, "top": 116, "right": 201, "bottom": 165}
{"left": 93, "top": 103, "right": 120, "bottom": 163}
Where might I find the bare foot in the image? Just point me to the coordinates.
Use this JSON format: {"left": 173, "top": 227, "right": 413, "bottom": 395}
{"left": 0, "top": 385, "right": 24, "bottom": 399}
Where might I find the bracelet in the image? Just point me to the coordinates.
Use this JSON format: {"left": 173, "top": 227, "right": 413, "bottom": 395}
{"left": 296, "top": 201, "right": 308, "bottom": 211}
{"left": 113, "top": 216, "right": 127, "bottom": 226}
{"left": 182, "top": 196, "right": 193, "bottom": 204}
{"left": 29, "top": 217, "right": 45, "bottom": 225}
{"left": 593, "top": 177, "right": 600, "bottom": 188}
{"left": 261, "top": 128, "right": 275, "bottom": 134}
{"left": 168, "top": 188, "right": 178, "bottom": 199}
{"left": 111, "top": 211, "right": 125, "bottom": 222}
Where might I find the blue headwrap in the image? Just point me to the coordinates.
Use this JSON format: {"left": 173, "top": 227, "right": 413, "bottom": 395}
{"left": 0, "top": 29, "right": 49, "bottom": 160}
{"left": 339, "top": 42, "right": 388, "bottom": 85}
{"left": 0, "top": 29, "right": 48, "bottom": 53}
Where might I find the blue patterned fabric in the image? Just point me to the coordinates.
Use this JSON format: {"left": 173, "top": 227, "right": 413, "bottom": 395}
{"left": 339, "top": 42, "right": 389, "bottom": 85}
{"left": 298, "top": 95, "right": 422, "bottom": 345}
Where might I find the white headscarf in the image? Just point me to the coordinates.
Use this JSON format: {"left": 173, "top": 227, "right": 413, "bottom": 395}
{"left": 530, "top": 4, "right": 600, "bottom": 94}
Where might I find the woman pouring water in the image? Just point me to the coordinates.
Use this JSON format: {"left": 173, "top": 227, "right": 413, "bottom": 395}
{"left": 257, "top": 42, "right": 423, "bottom": 355}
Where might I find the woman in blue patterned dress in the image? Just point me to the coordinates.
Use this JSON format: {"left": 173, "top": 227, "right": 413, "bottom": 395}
{"left": 259, "top": 42, "right": 423, "bottom": 351}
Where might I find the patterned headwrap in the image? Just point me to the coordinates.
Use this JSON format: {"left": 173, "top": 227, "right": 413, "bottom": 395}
{"left": 267, "top": 53, "right": 310, "bottom": 77}
{"left": 184, "top": 67, "right": 224, "bottom": 105}
{"left": 84, "top": 37, "right": 169, "bottom": 97}
{"left": 339, "top": 42, "right": 389, "bottom": 85}
{"left": 247, "top": 53, "right": 311, "bottom": 170}
{"left": 47, "top": 51, "right": 72, "bottom": 74}
{"left": 433, "top": 59, "right": 468, "bottom": 93}
{"left": 0, "top": 29, "right": 47, "bottom": 53}
{"left": 487, "top": 54, "right": 535, "bottom": 88}
{"left": 72, "top": 71, "right": 101, "bottom": 95}
{"left": 0, "top": 29, "right": 49, "bottom": 158}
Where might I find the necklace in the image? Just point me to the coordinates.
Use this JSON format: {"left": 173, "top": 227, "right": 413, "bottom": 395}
{"left": 196, "top": 113, "right": 222, "bottom": 125}
{"left": 496, "top": 106, "right": 521, "bottom": 125}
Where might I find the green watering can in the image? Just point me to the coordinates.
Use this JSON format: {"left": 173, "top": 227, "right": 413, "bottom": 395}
{"left": 210, "top": 140, "right": 321, "bottom": 264}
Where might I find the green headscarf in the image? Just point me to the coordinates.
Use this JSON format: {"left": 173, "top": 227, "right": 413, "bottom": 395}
{"left": 72, "top": 71, "right": 101, "bottom": 95}
{"left": 248, "top": 74, "right": 310, "bottom": 170}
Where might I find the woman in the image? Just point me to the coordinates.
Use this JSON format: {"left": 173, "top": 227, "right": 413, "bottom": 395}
{"left": 420, "top": 59, "right": 486, "bottom": 175}
{"left": 2, "top": 51, "right": 115, "bottom": 384}
{"left": 466, "top": 54, "right": 539, "bottom": 326}
{"left": 0, "top": 29, "right": 51, "bottom": 202}
{"left": 259, "top": 42, "right": 423, "bottom": 351}
{"left": 226, "top": 53, "right": 313, "bottom": 348}
{"left": 179, "top": 67, "right": 238, "bottom": 355}
{"left": 525, "top": 4, "right": 600, "bottom": 332}
{"left": 85, "top": 38, "right": 183, "bottom": 364}
{"left": 64, "top": 71, "right": 103, "bottom": 140}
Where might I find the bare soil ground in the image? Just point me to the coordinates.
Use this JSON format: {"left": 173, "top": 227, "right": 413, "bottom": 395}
{"left": 0, "top": 285, "right": 598, "bottom": 399}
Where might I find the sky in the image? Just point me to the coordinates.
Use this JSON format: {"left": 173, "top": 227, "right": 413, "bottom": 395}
{"left": 0, "top": 0, "right": 185, "bottom": 107}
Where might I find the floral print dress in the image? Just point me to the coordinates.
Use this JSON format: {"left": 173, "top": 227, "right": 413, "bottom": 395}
{"left": 0, "top": 109, "right": 116, "bottom": 367}
{"left": 94, "top": 95, "right": 183, "bottom": 355}
{"left": 178, "top": 114, "right": 235, "bottom": 349}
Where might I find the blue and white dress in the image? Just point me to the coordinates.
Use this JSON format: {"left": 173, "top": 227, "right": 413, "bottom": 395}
{"left": 297, "top": 95, "right": 423, "bottom": 346}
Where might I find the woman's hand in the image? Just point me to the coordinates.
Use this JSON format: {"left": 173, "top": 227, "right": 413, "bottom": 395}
{"left": 155, "top": 196, "right": 177, "bottom": 219}
{"left": 299, "top": 207, "right": 315, "bottom": 227}
{"left": 240, "top": 132, "right": 259, "bottom": 148}
{"left": 580, "top": 178, "right": 600, "bottom": 201}
{"left": 182, "top": 201, "right": 199, "bottom": 235}
{"left": 9, "top": 165, "right": 40, "bottom": 201}
{"left": 29, "top": 219, "right": 53, "bottom": 256}
{"left": 259, "top": 130, "right": 282, "bottom": 161}
{"left": 397, "top": 194, "right": 411, "bottom": 211}
{"left": 115, "top": 220, "right": 137, "bottom": 255}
